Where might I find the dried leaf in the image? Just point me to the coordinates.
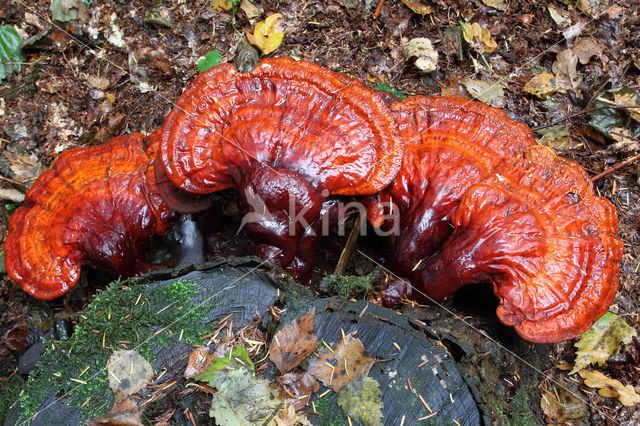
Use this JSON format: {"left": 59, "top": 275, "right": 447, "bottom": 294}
{"left": 552, "top": 49, "right": 582, "bottom": 92}
{"left": 337, "top": 377, "right": 384, "bottom": 426}
{"left": 578, "top": 370, "right": 640, "bottom": 406}
{"left": 547, "top": 6, "right": 571, "bottom": 28}
{"left": 246, "top": 13, "right": 284, "bottom": 55}
{"left": 462, "top": 23, "right": 497, "bottom": 54}
{"left": 5, "top": 149, "right": 41, "bottom": 185}
{"left": 270, "top": 308, "right": 318, "bottom": 374}
{"left": 308, "top": 334, "right": 376, "bottom": 392}
{"left": 212, "top": 0, "right": 234, "bottom": 11}
{"left": 0, "top": 188, "right": 25, "bottom": 203}
{"left": 462, "top": 79, "right": 505, "bottom": 108}
{"left": 536, "top": 125, "right": 571, "bottom": 150}
{"left": 90, "top": 398, "right": 144, "bottom": 426}
{"left": 609, "top": 128, "right": 640, "bottom": 152}
{"left": 277, "top": 370, "right": 320, "bottom": 409}
{"left": 184, "top": 346, "right": 215, "bottom": 378}
{"left": 481, "top": 0, "right": 506, "bottom": 11}
{"left": 613, "top": 92, "right": 640, "bottom": 122}
{"left": 240, "top": 0, "right": 263, "bottom": 19}
{"left": 574, "top": 37, "right": 604, "bottom": 65}
{"left": 274, "top": 404, "right": 312, "bottom": 426}
{"left": 401, "top": 38, "right": 438, "bottom": 73}
{"left": 399, "top": 0, "right": 435, "bottom": 15}
{"left": 577, "top": 0, "right": 609, "bottom": 18}
{"left": 106, "top": 350, "right": 154, "bottom": 403}
{"left": 571, "top": 312, "right": 637, "bottom": 374}
{"left": 522, "top": 72, "right": 559, "bottom": 99}
{"left": 540, "top": 386, "right": 588, "bottom": 422}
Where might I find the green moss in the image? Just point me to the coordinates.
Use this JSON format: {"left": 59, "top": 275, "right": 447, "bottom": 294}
{"left": 15, "top": 278, "right": 216, "bottom": 424}
{"left": 0, "top": 373, "right": 24, "bottom": 422}
{"left": 313, "top": 395, "right": 344, "bottom": 426}
{"left": 321, "top": 269, "right": 379, "bottom": 299}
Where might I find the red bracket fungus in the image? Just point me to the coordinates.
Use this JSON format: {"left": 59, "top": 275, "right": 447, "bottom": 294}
{"left": 368, "top": 95, "right": 536, "bottom": 276}
{"left": 4, "top": 133, "right": 176, "bottom": 300}
{"left": 157, "top": 57, "right": 402, "bottom": 279}
{"left": 412, "top": 145, "right": 623, "bottom": 343}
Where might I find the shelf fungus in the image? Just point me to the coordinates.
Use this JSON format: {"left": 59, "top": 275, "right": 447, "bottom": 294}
{"left": 157, "top": 57, "right": 402, "bottom": 279}
{"left": 4, "top": 133, "right": 176, "bottom": 300}
{"left": 411, "top": 146, "right": 623, "bottom": 342}
{"left": 368, "top": 96, "right": 536, "bottom": 276}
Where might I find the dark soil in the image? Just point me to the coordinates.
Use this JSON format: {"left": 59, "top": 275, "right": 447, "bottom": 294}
{"left": 1, "top": 0, "right": 639, "bottom": 424}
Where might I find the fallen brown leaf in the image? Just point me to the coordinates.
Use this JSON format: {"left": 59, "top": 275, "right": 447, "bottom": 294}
{"left": 399, "top": 0, "right": 435, "bottom": 15}
{"left": 270, "top": 307, "right": 318, "bottom": 374}
{"left": 552, "top": 49, "right": 582, "bottom": 92}
{"left": 90, "top": 397, "right": 144, "bottom": 426}
{"left": 579, "top": 370, "right": 640, "bottom": 406}
{"left": 307, "top": 334, "right": 376, "bottom": 392}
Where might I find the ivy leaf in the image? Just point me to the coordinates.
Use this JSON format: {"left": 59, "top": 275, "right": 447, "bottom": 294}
{"left": 570, "top": 312, "right": 637, "bottom": 374}
{"left": 198, "top": 50, "right": 222, "bottom": 73}
{"left": 0, "top": 25, "right": 25, "bottom": 82}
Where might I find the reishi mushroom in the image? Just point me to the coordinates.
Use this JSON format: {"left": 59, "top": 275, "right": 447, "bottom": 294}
{"left": 411, "top": 145, "right": 623, "bottom": 342}
{"left": 368, "top": 95, "right": 536, "bottom": 276}
{"left": 4, "top": 133, "right": 176, "bottom": 300}
{"left": 157, "top": 57, "right": 402, "bottom": 279}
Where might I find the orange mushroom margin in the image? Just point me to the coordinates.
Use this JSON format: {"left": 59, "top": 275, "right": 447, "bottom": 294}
{"left": 412, "top": 146, "right": 623, "bottom": 343}
{"left": 4, "top": 133, "right": 176, "bottom": 300}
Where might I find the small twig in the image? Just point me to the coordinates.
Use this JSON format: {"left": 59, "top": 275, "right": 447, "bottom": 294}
{"left": 374, "top": 0, "right": 385, "bottom": 17}
{"left": 591, "top": 152, "right": 640, "bottom": 182}
{"left": 334, "top": 214, "right": 362, "bottom": 275}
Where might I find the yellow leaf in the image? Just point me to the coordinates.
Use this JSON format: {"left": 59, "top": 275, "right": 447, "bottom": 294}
{"left": 579, "top": 370, "right": 640, "bottom": 406}
{"left": 400, "top": 0, "right": 435, "bottom": 15}
{"left": 613, "top": 93, "right": 640, "bottom": 122}
{"left": 212, "top": 0, "right": 233, "bottom": 11}
{"left": 522, "top": 72, "right": 558, "bottom": 99}
{"left": 246, "top": 13, "right": 284, "bottom": 55}
{"left": 570, "top": 312, "right": 637, "bottom": 374}
{"left": 262, "top": 31, "right": 284, "bottom": 55}
{"left": 462, "top": 23, "right": 497, "bottom": 54}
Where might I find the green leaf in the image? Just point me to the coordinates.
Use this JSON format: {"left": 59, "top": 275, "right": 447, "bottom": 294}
{"left": 0, "top": 25, "right": 25, "bottom": 82}
{"left": 589, "top": 87, "right": 640, "bottom": 139}
{"left": 197, "top": 50, "right": 222, "bottom": 73}
{"left": 571, "top": 312, "right": 637, "bottom": 374}
{"left": 207, "top": 368, "right": 281, "bottom": 424}
{"left": 337, "top": 377, "right": 384, "bottom": 426}
{"left": 194, "top": 345, "right": 254, "bottom": 383}
{"left": 374, "top": 83, "right": 406, "bottom": 100}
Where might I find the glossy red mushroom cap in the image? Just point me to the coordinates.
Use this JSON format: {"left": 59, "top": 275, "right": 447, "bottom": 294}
{"left": 368, "top": 95, "right": 536, "bottom": 274}
{"left": 4, "top": 133, "right": 175, "bottom": 300}
{"left": 159, "top": 57, "right": 402, "bottom": 199}
{"left": 414, "top": 145, "right": 623, "bottom": 342}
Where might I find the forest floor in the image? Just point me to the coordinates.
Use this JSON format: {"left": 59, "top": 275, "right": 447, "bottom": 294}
{"left": 0, "top": 0, "right": 639, "bottom": 424}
